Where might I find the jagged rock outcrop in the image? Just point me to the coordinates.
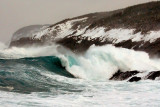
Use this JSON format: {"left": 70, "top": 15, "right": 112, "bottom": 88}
{"left": 128, "top": 76, "right": 141, "bottom": 82}
{"left": 109, "top": 70, "right": 139, "bottom": 81}
{"left": 110, "top": 70, "right": 160, "bottom": 82}
{"left": 145, "top": 71, "right": 160, "bottom": 80}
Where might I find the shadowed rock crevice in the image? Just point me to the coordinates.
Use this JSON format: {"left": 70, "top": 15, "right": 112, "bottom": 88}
{"left": 56, "top": 35, "right": 112, "bottom": 53}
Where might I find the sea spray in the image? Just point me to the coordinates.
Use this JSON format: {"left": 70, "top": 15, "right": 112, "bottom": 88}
{"left": 0, "top": 42, "right": 7, "bottom": 50}
{"left": 0, "top": 44, "right": 160, "bottom": 80}
{"left": 59, "top": 45, "right": 160, "bottom": 80}
{"left": 0, "top": 44, "right": 59, "bottom": 59}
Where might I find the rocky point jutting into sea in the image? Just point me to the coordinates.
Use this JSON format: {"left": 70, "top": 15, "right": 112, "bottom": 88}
{"left": 8, "top": 1, "right": 160, "bottom": 82}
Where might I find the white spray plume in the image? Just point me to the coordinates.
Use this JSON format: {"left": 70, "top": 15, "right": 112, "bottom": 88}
{"left": 59, "top": 45, "right": 160, "bottom": 81}
{"left": 0, "top": 42, "right": 7, "bottom": 50}
{"left": 0, "top": 44, "right": 160, "bottom": 81}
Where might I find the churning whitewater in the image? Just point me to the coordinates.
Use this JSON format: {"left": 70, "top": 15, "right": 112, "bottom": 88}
{"left": 0, "top": 42, "right": 160, "bottom": 106}
{"left": 1, "top": 1, "right": 160, "bottom": 106}
{"left": 1, "top": 42, "right": 160, "bottom": 81}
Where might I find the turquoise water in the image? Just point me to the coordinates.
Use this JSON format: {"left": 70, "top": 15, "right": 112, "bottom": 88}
{"left": 0, "top": 56, "right": 160, "bottom": 107}
{"left": 0, "top": 45, "right": 160, "bottom": 106}
{"left": 0, "top": 56, "right": 74, "bottom": 93}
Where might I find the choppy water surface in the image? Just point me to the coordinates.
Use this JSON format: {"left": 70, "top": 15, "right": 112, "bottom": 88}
{"left": 0, "top": 80, "right": 160, "bottom": 107}
{"left": 0, "top": 45, "right": 160, "bottom": 107}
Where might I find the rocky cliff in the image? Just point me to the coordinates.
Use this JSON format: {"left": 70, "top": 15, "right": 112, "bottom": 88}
{"left": 10, "top": 1, "right": 160, "bottom": 56}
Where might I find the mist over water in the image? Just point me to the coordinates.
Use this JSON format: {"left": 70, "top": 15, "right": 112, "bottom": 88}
{"left": 0, "top": 42, "right": 7, "bottom": 50}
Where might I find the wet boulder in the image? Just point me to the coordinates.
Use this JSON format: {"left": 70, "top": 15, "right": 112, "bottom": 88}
{"left": 110, "top": 70, "right": 139, "bottom": 81}
{"left": 145, "top": 71, "right": 160, "bottom": 80}
{"left": 128, "top": 76, "right": 141, "bottom": 82}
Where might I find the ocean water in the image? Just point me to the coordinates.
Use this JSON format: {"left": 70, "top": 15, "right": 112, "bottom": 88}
{"left": 0, "top": 44, "right": 160, "bottom": 107}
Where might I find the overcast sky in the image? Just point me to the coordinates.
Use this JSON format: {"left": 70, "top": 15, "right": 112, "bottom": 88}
{"left": 0, "top": 0, "right": 155, "bottom": 43}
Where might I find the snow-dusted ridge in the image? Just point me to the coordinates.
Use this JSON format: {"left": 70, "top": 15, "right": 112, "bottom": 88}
{"left": 10, "top": 1, "right": 160, "bottom": 56}
{"left": 33, "top": 17, "right": 88, "bottom": 40}
{"left": 30, "top": 24, "right": 160, "bottom": 44}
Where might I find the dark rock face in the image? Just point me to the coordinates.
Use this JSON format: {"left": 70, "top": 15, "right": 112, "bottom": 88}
{"left": 145, "top": 71, "right": 160, "bottom": 80}
{"left": 89, "top": 1, "right": 160, "bottom": 34}
{"left": 114, "top": 38, "right": 160, "bottom": 57}
{"left": 109, "top": 70, "right": 139, "bottom": 81}
{"left": 56, "top": 35, "right": 112, "bottom": 53}
{"left": 128, "top": 76, "right": 141, "bottom": 82}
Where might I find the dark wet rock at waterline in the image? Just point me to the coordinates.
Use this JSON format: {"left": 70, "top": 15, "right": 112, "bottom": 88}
{"left": 128, "top": 76, "right": 141, "bottom": 82}
{"left": 145, "top": 71, "right": 160, "bottom": 80}
{"left": 110, "top": 70, "right": 160, "bottom": 82}
{"left": 109, "top": 70, "right": 139, "bottom": 81}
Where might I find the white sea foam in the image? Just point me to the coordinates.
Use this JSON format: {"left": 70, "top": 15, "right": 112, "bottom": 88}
{"left": 1, "top": 43, "right": 160, "bottom": 80}
{"left": 59, "top": 45, "right": 160, "bottom": 80}
{"left": 0, "top": 81, "right": 160, "bottom": 107}
{"left": 1, "top": 42, "right": 160, "bottom": 107}
{"left": 0, "top": 45, "right": 59, "bottom": 59}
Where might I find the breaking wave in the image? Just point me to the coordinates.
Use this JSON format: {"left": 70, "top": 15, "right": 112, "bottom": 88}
{"left": 0, "top": 42, "right": 160, "bottom": 93}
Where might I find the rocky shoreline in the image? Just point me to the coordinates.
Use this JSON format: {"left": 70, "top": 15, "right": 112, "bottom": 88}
{"left": 110, "top": 70, "right": 160, "bottom": 82}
